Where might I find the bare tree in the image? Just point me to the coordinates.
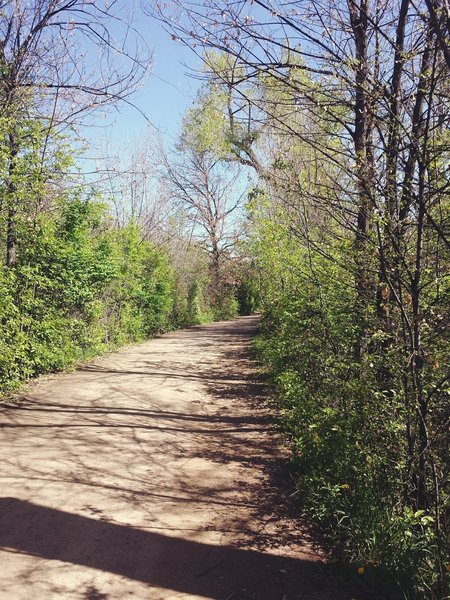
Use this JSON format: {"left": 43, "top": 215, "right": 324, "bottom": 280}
{"left": 164, "top": 135, "right": 244, "bottom": 303}
{"left": 95, "top": 132, "right": 174, "bottom": 243}
{"left": 0, "top": 0, "right": 150, "bottom": 125}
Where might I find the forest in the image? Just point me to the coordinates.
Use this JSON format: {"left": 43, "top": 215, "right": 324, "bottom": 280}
{"left": 0, "top": 0, "right": 449, "bottom": 598}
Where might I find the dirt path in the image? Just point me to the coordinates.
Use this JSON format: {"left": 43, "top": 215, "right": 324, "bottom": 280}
{"left": 0, "top": 316, "right": 346, "bottom": 600}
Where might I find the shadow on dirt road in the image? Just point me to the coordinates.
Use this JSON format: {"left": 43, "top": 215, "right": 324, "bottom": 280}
{"left": 0, "top": 316, "right": 348, "bottom": 600}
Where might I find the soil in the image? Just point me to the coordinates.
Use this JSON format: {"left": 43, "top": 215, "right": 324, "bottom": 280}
{"left": 0, "top": 316, "right": 351, "bottom": 600}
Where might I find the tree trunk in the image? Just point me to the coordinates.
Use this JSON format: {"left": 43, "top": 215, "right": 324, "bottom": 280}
{"left": 348, "top": 0, "right": 375, "bottom": 358}
{"left": 6, "top": 133, "right": 19, "bottom": 268}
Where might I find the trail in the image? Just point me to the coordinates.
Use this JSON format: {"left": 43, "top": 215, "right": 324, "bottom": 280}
{"left": 0, "top": 316, "right": 346, "bottom": 600}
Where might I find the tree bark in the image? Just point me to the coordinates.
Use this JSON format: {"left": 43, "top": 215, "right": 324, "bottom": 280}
{"left": 6, "top": 133, "right": 19, "bottom": 267}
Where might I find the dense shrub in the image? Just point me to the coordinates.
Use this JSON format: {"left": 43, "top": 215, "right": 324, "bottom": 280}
{"left": 255, "top": 286, "right": 448, "bottom": 598}
{"left": 0, "top": 196, "right": 177, "bottom": 391}
{"left": 250, "top": 205, "right": 449, "bottom": 598}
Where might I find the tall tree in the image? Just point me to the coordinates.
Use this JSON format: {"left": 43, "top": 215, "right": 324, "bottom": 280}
{"left": 164, "top": 123, "right": 244, "bottom": 310}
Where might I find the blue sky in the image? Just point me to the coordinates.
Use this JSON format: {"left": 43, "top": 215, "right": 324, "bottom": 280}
{"left": 98, "top": 13, "right": 202, "bottom": 149}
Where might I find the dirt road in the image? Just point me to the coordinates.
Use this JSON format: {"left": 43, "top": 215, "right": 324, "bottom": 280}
{"left": 0, "top": 316, "right": 346, "bottom": 600}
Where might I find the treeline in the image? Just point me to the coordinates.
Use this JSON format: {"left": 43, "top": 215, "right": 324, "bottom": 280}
{"left": 0, "top": 1, "right": 256, "bottom": 394}
{"left": 0, "top": 179, "right": 245, "bottom": 392}
{"left": 0, "top": 124, "right": 235, "bottom": 393}
{"left": 0, "top": 118, "right": 254, "bottom": 393}
{"left": 152, "top": 1, "right": 450, "bottom": 597}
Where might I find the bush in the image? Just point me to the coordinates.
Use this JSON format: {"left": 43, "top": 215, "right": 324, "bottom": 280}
{"left": 255, "top": 278, "right": 449, "bottom": 599}
{"left": 0, "top": 197, "right": 178, "bottom": 392}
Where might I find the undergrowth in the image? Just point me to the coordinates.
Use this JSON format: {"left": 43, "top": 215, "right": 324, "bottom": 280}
{"left": 254, "top": 302, "right": 449, "bottom": 600}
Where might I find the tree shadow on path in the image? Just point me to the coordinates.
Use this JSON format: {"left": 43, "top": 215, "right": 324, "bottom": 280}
{"left": 0, "top": 497, "right": 343, "bottom": 600}
{"left": 0, "top": 316, "right": 356, "bottom": 599}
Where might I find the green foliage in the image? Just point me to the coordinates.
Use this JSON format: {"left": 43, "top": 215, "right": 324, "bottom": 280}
{"left": 180, "top": 277, "right": 214, "bottom": 325}
{"left": 171, "top": 266, "right": 214, "bottom": 327}
{"left": 236, "top": 279, "right": 259, "bottom": 315}
{"left": 0, "top": 192, "right": 178, "bottom": 391}
{"left": 211, "top": 290, "right": 239, "bottom": 321}
{"left": 251, "top": 200, "right": 449, "bottom": 599}
{"left": 182, "top": 51, "right": 260, "bottom": 164}
{"left": 256, "top": 290, "right": 447, "bottom": 598}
